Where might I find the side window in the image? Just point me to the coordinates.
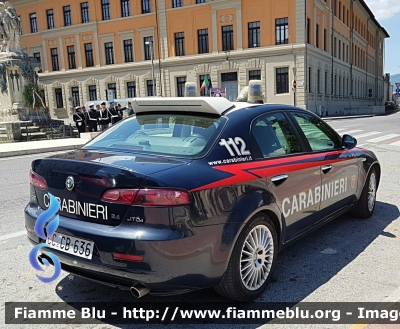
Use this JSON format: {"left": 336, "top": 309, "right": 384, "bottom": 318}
{"left": 251, "top": 112, "right": 302, "bottom": 159}
{"left": 291, "top": 112, "right": 342, "bottom": 151}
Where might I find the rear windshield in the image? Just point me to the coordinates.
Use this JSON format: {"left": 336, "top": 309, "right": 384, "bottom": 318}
{"left": 83, "top": 113, "right": 227, "bottom": 158}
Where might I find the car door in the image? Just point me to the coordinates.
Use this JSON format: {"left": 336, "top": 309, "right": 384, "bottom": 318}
{"left": 250, "top": 111, "right": 322, "bottom": 242}
{"left": 289, "top": 111, "right": 360, "bottom": 221}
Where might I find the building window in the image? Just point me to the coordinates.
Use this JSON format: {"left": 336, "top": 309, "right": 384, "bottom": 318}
{"left": 71, "top": 87, "right": 80, "bottom": 107}
{"left": 33, "top": 52, "right": 42, "bottom": 72}
{"left": 107, "top": 83, "right": 117, "bottom": 99}
{"left": 46, "top": 10, "right": 54, "bottom": 29}
{"left": 276, "top": 68, "right": 289, "bottom": 94}
{"left": 196, "top": 0, "right": 206, "bottom": 3}
{"left": 102, "top": 0, "right": 111, "bottom": 20}
{"left": 121, "top": 0, "right": 130, "bottom": 17}
{"left": 248, "top": 22, "right": 260, "bottom": 48}
{"left": 317, "top": 69, "right": 321, "bottom": 93}
{"left": 147, "top": 80, "right": 155, "bottom": 96}
{"left": 88, "top": 85, "right": 97, "bottom": 101}
{"left": 123, "top": 39, "right": 134, "bottom": 62}
{"left": 142, "top": 0, "right": 151, "bottom": 13}
{"left": 174, "top": 32, "right": 185, "bottom": 56}
{"left": 334, "top": 75, "right": 337, "bottom": 96}
{"left": 197, "top": 29, "right": 209, "bottom": 54}
{"left": 55, "top": 88, "right": 63, "bottom": 108}
{"left": 67, "top": 46, "right": 76, "bottom": 69}
{"left": 276, "top": 18, "right": 288, "bottom": 45}
{"left": 173, "top": 0, "right": 182, "bottom": 8}
{"left": 199, "top": 75, "right": 207, "bottom": 96}
{"left": 324, "top": 29, "right": 327, "bottom": 51}
{"left": 249, "top": 70, "right": 261, "bottom": 81}
{"left": 63, "top": 6, "right": 72, "bottom": 26}
{"left": 308, "top": 67, "right": 312, "bottom": 92}
{"left": 176, "top": 77, "right": 186, "bottom": 97}
{"left": 334, "top": 37, "right": 337, "bottom": 57}
{"left": 104, "top": 42, "right": 114, "bottom": 65}
{"left": 84, "top": 43, "right": 94, "bottom": 67}
{"left": 324, "top": 71, "right": 328, "bottom": 94}
{"left": 30, "top": 13, "right": 38, "bottom": 33}
{"left": 307, "top": 18, "right": 310, "bottom": 44}
{"left": 222, "top": 25, "right": 234, "bottom": 51}
{"left": 51, "top": 48, "right": 59, "bottom": 71}
{"left": 127, "top": 81, "right": 136, "bottom": 97}
{"left": 81, "top": 2, "right": 90, "bottom": 23}
{"left": 144, "top": 36, "right": 153, "bottom": 60}
{"left": 316, "top": 24, "right": 319, "bottom": 48}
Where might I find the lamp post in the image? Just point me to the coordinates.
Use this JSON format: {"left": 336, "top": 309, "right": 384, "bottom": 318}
{"left": 145, "top": 40, "right": 156, "bottom": 96}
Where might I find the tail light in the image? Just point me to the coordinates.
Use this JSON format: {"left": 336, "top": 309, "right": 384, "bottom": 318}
{"left": 101, "top": 188, "right": 191, "bottom": 206}
{"left": 29, "top": 170, "right": 48, "bottom": 190}
{"left": 101, "top": 189, "right": 138, "bottom": 205}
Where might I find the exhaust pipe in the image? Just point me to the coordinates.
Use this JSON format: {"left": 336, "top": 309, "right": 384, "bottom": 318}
{"left": 130, "top": 284, "right": 150, "bottom": 298}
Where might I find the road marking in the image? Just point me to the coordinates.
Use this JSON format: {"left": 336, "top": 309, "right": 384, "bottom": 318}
{"left": 335, "top": 128, "right": 345, "bottom": 132}
{"left": 344, "top": 130, "right": 364, "bottom": 134}
{"left": 388, "top": 140, "right": 400, "bottom": 147}
{"left": 367, "top": 134, "right": 400, "bottom": 143}
{"left": 352, "top": 131, "right": 381, "bottom": 139}
{"left": 0, "top": 230, "right": 26, "bottom": 241}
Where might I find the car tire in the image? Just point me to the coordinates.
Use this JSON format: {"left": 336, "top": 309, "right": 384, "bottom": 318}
{"left": 351, "top": 168, "right": 378, "bottom": 218}
{"left": 214, "top": 213, "right": 278, "bottom": 301}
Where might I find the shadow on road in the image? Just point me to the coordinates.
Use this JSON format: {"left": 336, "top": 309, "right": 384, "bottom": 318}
{"left": 54, "top": 201, "right": 399, "bottom": 328}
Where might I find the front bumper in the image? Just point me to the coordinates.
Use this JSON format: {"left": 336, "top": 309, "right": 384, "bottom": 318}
{"left": 25, "top": 203, "right": 230, "bottom": 293}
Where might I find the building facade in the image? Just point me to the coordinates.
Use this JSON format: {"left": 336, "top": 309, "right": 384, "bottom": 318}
{"left": 14, "top": 0, "right": 389, "bottom": 121}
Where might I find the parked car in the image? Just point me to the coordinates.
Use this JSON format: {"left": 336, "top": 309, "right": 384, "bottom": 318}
{"left": 384, "top": 101, "right": 397, "bottom": 112}
{"left": 26, "top": 97, "right": 380, "bottom": 301}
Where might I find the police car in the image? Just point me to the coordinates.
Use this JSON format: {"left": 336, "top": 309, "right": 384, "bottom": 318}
{"left": 25, "top": 96, "right": 380, "bottom": 301}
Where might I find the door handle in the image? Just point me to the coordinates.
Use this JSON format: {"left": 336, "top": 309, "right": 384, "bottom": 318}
{"left": 321, "top": 165, "right": 333, "bottom": 174}
{"left": 271, "top": 174, "right": 288, "bottom": 186}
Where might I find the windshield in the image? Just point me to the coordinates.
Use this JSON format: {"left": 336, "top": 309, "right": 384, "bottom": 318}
{"left": 83, "top": 113, "right": 227, "bottom": 158}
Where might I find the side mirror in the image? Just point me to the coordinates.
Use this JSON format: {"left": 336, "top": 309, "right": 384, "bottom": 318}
{"left": 342, "top": 134, "right": 357, "bottom": 149}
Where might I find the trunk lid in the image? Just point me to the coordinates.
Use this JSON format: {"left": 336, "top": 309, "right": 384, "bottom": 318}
{"left": 32, "top": 149, "right": 189, "bottom": 226}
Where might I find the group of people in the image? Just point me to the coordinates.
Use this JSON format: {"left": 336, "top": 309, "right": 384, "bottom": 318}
{"left": 73, "top": 100, "right": 135, "bottom": 133}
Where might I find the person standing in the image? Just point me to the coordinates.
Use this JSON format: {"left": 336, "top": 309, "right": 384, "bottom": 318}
{"left": 73, "top": 106, "right": 85, "bottom": 135}
{"left": 127, "top": 101, "right": 135, "bottom": 116}
{"left": 116, "top": 103, "right": 125, "bottom": 122}
{"left": 99, "top": 102, "right": 110, "bottom": 131}
{"left": 87, "top": 103, "right": 99, "bottom": 132}
{"left": 108, "top": 100, "right": 119, "bottom": 126}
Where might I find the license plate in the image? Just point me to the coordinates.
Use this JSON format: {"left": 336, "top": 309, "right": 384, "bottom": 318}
{"left": 46, "top": 233, "right": 94, "bottom": 260}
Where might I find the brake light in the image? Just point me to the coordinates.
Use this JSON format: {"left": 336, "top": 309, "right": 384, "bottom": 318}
{"left": 29, "top": 170, "right": 48, "bottom": 189}
{"left": 101, "top": 189, "right": 138, "bottom": 205}
{"left": 133, "top": 189, "right": 191, "bottom": 206}
{"left": 101, "top": 188, "right": 191, "bottom": 206}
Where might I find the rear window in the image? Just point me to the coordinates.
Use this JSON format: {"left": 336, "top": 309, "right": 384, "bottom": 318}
{"left": 83, "top": 113, "right": 227, "bottom": 158}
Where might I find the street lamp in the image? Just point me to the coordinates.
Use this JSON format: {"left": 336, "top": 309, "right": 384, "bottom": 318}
{"left": 145, "top": 40, "right": 156, "bottom": 96}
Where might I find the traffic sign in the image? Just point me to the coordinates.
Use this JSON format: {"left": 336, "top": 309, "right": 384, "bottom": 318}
{"left": 396, "top": 82, "right": 400, "bottom": 87}
{"left": 396, "top": 88, "right": 400, "bottom": 92}
{"left": 396, "top": 93, "right": 400, "bottom": 97}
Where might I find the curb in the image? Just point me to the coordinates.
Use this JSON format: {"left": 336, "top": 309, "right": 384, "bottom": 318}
{"left": 0, "top": 144, "right": 84, "bottom": 158}
{"left": 323, "top": 115, "right": 375, "bottom": 121}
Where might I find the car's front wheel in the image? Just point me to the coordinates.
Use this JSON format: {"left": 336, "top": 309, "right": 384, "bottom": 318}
{"left": 352, "top": 168, "right": 378, "bottom": 218}
{"left": 214, "top": 213, "right": 277, "bottom": 301}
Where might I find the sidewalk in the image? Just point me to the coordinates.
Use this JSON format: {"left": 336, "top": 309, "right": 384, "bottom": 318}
{"left": 0, "top": 138, "right": 87, "bottom": 158}
{"left": 323, "top": 114, "right": 375, "bottom": 121}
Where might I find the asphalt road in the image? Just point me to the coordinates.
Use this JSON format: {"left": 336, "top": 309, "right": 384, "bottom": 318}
{"left": 1, "top": 112, "right": 400, "bottom": 329}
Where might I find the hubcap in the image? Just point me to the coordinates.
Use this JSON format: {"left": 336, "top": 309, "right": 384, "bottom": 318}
{"left": 368, "top": 173, "right": 376, "bottom": 212}
{"left": 240, "top": 225, "right": 274, "bottom": 291}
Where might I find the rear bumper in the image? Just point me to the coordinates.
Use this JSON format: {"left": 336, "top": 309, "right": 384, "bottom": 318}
{"left": 25, "top": 203, "right": 230, "bottom": 293}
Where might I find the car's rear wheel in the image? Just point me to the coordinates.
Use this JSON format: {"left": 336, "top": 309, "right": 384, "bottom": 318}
{"left": 351, "top": 168, "right": 377, "bottom": 218}
{"left": 214, "top": 214, "right": 277, "bottom": 301}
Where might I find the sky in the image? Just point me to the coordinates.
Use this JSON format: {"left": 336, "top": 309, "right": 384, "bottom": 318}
{"left": 364, "top": 0, "right": 399, "bottom": 75}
